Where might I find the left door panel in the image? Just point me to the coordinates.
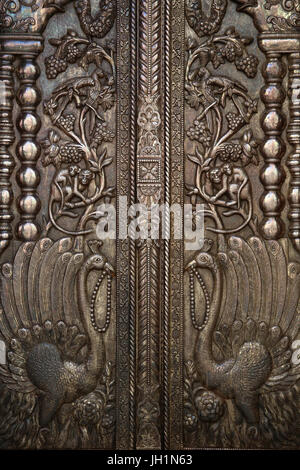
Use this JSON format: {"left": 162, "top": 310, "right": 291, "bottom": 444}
{"left": 0, "top": 0, "right": 123, "bottom": 449}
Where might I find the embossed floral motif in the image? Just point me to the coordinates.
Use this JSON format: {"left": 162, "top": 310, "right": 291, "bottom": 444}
{"left": 137, "top": 104, "right": 161, "bottom": 131}
{"left": 0, "top": 0, "right": 37, "bottom": 31}
{"left": 194, "top": 391, "right": 225, "bottom": 422}
{"left": 184, "top": 410, "right": 198, "bottom": 430}
{"left": 73, "top": 393, "right": 104, "bottom": 426}
{"left": 187, "top": 120, "right": 212, "bottom": 146}
{"left": 139, "top": 161, "right": 160, "bottom": 181}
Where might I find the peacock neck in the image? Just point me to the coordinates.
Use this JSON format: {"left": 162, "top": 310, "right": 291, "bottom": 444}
{"left": 78, "top": 262, "right": 105, "bottom": 374}
{"left": 195, "top": 261, "right": 223, "bottom": 385}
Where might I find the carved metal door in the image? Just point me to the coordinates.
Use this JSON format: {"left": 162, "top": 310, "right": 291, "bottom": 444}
{"left": 0, "top": 0, "right": 299, "bottom": 450}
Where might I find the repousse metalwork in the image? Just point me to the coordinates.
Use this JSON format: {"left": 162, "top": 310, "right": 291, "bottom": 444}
{"left": 0, "top": 0, "right": 299, "bottom": 450}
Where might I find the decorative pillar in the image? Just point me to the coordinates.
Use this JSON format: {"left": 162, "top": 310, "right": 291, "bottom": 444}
{"left": 0, "top": 54, "right": 15, "bottom": 254}
{"left": 0, "top": 33, "right": 44, "bottom": 249}
{"left": 15, "top": 54, "right": 41, "bottom": 241}
{"left": 287, "top": 52, "right": 300, "bottom": 251}
{"left": 259, "top": 52, "right": 286, "bottom": 240}
{"left": 232, "top": 1, "right": 300, "bottom": 250}
{"left": 259, "top": 34, "right": 300, "bottom": 251}
{"left": 0, "top": 0, "right": 70, "bottom": 251}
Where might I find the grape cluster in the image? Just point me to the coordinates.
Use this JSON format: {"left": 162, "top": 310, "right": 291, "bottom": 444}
{"left": 57, "top": 114, "right": 76, "bottom": 132}
{"left": 198, "top": 21, "right": 213, "bottom": 36}
{"left": 221, "top": 43, "right": 238, "bottom": 63}
{"left": 217, "top": 143, "right": 242, "bottom": 162}
{"left": 65, "top": 44, "right": 82, "bottom": 64}
{"left": 92, "top": 122, "right": 115, "bottom": 146}
{"left": 60, "top": 145, "right": 85, "bottom": 164}
{"left": 187, "top": 119, "right": 212, "bottom": 146}
{"left": 45, "top": 55, "right": 67, "bottom": 79}
{"left": 235, "top": 54, "right": 258, "bottom": 78}
{"left": 226, "top": 112, "right": 244, "bottom": 131}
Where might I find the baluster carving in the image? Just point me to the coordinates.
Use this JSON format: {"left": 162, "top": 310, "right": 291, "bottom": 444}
{"left": 287, "top": 52, "right": 300, "bottom": 251}
{"left": 0, "top": 53, "right": 15, "bottom": 254}
{"left": 259, "top": 53, "right": 286, "bottom": 240}
{"left": 16, "top": 54, "right": 41, "bottom": 241}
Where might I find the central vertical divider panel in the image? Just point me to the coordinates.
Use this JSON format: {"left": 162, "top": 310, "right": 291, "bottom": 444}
{"left": 135, "top": 0, "right": 163, "bottom": 450}
{"left": 117, "top": 1, "right": 186, "bottom": 450}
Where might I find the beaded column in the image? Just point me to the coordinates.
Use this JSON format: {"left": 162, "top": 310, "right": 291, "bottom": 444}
{"left": 16, "top": 55, "right": 41, "bottom": 241}
{"left": 287, "top": 52, "right": 300, "bottom": 252}
{"left": 259, "top": 52, "right": 286, "bottom": 240}
{"left": 0, "top": 54, "right": 15, "bottom": 254}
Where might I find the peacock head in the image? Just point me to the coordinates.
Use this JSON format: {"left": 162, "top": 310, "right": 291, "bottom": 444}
{"left": 85, "top": 254, "right": 115, "bottom": 276}
{"left": 186, "top": 252, "right": 215, "bottom": 271}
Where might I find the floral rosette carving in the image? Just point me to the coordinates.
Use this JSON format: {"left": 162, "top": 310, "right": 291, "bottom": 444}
{"left": 41, "top": 362, "right": 116, "bottom": 449}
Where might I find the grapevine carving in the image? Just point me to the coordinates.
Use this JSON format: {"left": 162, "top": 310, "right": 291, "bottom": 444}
{"left": 185, "top": 0, "right": 228, "bottom": 38}
{"left": 42, "top": 29, "right": 116, "bottom": 237}
{"left": 185, "top": 25, "right": 260, "bottom": 235}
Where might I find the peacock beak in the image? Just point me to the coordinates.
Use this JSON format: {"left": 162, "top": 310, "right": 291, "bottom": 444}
{"left": 104, "top": 262, "right": 115, "bottom": 277}
{"left": 185, "top": 259, "right": 196, "bottom": 271}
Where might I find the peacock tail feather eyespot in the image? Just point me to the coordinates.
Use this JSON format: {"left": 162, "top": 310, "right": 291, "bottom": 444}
{"left": 1, "top": 263, "right": 12, "bottom": 278}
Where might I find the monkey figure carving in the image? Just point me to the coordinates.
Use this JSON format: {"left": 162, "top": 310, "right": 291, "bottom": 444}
{"left": 204, "top": 163, "right": 253, "bottom": 234}
{"left": 47, "top": 166, "right": 96, "bottom": 236}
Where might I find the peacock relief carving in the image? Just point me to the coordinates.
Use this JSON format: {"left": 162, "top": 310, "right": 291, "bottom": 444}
{"left": 185, "top": 236, "right": 300, "bottom": 448}
{"left": 0, "top": 237, "right": 115, "bottom": 449}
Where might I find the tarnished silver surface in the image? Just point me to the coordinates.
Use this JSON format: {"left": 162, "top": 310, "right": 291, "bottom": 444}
{"left": 0, "top": 0, "right": 299, "bottom": 450}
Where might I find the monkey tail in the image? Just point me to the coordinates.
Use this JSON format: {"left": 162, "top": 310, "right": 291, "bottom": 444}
{"left": 49, "top": 198, "right": 93, "bottom": 236}
{"left": 207, "top": 199, "right": 253, "bottom": 235}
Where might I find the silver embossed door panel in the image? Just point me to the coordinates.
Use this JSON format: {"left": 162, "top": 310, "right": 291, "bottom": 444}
{"left": 0, "top": 0, "right": 299, "bottom": 450}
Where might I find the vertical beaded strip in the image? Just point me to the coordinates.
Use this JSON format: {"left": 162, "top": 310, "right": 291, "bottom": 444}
{"left": 163, "top": 0, "right": 171, "bottom": 450}
{"left": 189, "top": 267, "right": 210, "bottom": 331}
{"left": 0, "top": 54, "right": 15, "bottom": 254}
{"left": 16, "top": 55, "right": 41, "bottom": 241}
{"left": 259, "top": 53, "right": 286, "bottom": 240}
{"left": 287, "top": 53, "right": 300, "bottom": 252}
{"left": 90, "top": 273, "right": 112, "bottom": 333}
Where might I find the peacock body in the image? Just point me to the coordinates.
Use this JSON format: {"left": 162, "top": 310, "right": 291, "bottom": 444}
{"left": 0, "top": 237, "right": 113, "bottom": 448}
{"left": 187, "top": 236, "right": 300, "bottom": 446}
